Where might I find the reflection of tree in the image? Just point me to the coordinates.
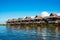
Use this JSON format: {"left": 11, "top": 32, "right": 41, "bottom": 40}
{"left": 36, "top": 27, "right": 41, "bottom": 40}
{"left": 25, "top": 26, "right": 30, "bottom": 32}
{"left": 48, "top": 27, "right": 56, "bottom": 37}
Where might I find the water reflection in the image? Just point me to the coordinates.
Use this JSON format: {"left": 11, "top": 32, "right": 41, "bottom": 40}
{"left": 0, "top": 26, "right": 60, "bottom": 40}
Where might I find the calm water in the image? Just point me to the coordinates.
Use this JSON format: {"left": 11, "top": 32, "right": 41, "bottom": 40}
{"left": 0, "top": 26, "right": 60, "bottom": 40}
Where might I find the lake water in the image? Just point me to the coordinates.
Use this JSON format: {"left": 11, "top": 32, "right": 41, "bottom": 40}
{"left": 0, "top": 26, "right": 60, "bottom": 40}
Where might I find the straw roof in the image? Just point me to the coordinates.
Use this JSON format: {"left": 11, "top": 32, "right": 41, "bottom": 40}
{"left": 44, "top": 16, "right": 60, "bottom": 19}
{"left": 34, "top": 15, "right": 42, "bottom": 19}
{"left": 24, "top": 16, "right": 32, "bottom": 20}
{"left": 44, "top": 13, "right": 60, "bottom": 19}
{"left": 7, "top": 19, "right": 12, "bottom": 22}
{"left": 17, "top": 18, "right": 23, "bottom": 21}
{"left": 11, "top": 19, "right": 17, "bottom": 21}
{"left": 50, "top": 13, "right": 58, "bottom": 16}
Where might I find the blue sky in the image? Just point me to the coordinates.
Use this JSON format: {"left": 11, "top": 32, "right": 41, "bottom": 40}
{"left": 0, "top": 0, "right": 60, "bottom": 24}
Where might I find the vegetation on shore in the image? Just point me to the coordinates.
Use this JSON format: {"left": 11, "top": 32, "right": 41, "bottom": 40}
{"left": 8, "top": 23, "right": 60, "bottom": 27}
{"left": 0, "top": 24, "right": 6, "bottom": 26}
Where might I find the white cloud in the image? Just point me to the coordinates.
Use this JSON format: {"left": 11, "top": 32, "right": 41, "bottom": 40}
{"left": 41, "top": 11, "right": 49, "bottom": 17}
{"left": 57, "top": 13, "right": 60, "bottom": 16}
{"left": 31, "top": 16, "right": 35, "bottom": 18}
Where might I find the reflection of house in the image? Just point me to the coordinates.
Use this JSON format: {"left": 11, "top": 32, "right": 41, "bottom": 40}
{"left": 7, "top": 13, "right": 60, "bottom": 25}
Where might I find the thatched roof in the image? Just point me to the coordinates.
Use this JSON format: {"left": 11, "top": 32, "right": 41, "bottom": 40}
{"left": 7, "top": 19, "right": 12, "bottom": 22}
{"left": 17, "top": 18, "right": 23, "bottom": 21}
{"left": 24, "top": 16, "right": 33, "bottom": 20}
{"left": 11, "top": 19, "right": 17, "bottom": 22}
{"left": 50, "top": 13, "right": 58, "bottom": 16}
{"left": 25, "top": 16, "right": 31, "bottom": 19}
{"left": 44, "top": 16, "right": 60, "bottom": 19}
{"left": 34, "top": 15, "right": 42, "bottom": 19}
{"left": 44, "top": 13, "right": 60, "bottom": 19}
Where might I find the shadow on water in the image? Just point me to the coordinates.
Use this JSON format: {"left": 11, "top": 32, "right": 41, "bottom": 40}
{"left": 0, "top": 25, "right": 60, "bottom": 40}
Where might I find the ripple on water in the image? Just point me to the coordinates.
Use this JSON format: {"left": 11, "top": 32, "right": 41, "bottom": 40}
{"left": 0, "top": 26, "right": 60, "bottom": 40}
